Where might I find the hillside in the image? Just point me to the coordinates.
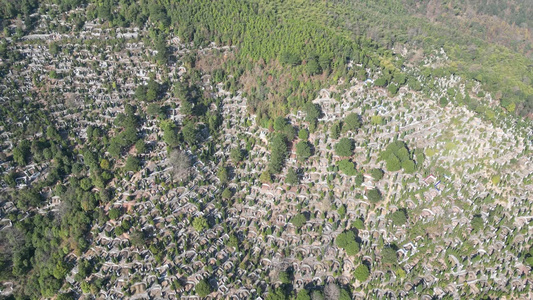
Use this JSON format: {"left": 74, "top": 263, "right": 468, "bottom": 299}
{"left": 0, "top": 1, "right": 532, "bottom": 299}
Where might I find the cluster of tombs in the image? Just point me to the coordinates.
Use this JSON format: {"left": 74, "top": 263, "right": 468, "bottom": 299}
{"left": 0, "top": 9, "right": 532, "bottom": 299}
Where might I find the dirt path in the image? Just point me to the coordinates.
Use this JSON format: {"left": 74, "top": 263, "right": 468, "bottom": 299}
{"left": 379, "top": 174, "right": 401, "bottom": 215}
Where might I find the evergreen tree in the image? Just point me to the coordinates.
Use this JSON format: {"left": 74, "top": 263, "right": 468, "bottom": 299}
{"left": 269, "top": 134, "right": 288, "bottom": 173}
{"left": 335, "top": 138, "right": 354, "bottom": 157}
{"left": 286, "top": 168, "right": 299, "bottom": 185}
{"left": 367, "top": 188, "right": 382, "bottom": 203}
{"left": 296, "top": 141, "right": 312, "bottom": 161}
{"left": 195, "top": 279, "right": 212, "bottom": 297}
{"left": 343, "top": 113, "right": 362, "bottom": 132}
{"left": 354, "top": 264, "right": 370, "bottom": 281}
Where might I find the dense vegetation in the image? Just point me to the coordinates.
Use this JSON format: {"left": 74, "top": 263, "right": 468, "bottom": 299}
{"left": 3, "top": 0, "right": 532, "bottom": 117}
{"left": 378, "top": 141, "right": 420, "bottom": 173}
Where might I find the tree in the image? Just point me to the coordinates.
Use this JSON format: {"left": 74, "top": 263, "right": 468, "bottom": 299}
{"left": 230, "top": 147, "right": 244, "bottom": 162}
{"left": 380, "top": 141, "right": 415, "bottom": 172}
{"left": 291, "top": 213, "right": 307, "bottom": 228}
{"left": 108, "top": 139, "right": 122, "bottom": 158}
{"left": 396, "top": 147, "right": 409, "bottom": 162}
{"left": 335, "top": 138, "right": 354, "bottom": 157}
{"left": 371, "top": 168, "right": 384, "bottom": 181}
{"left": 260, "top": 170, "right": 272, "bottom": 183}
{"left": 217, "top": 165, "right": 229, "bottom": 184}
{"left": 282, "top": 123, "right": 296, "bottom": 141}
{"left": 296, "top": 289, "right": 311, "bottom": 300}
{"left": 330, "top": 122, "right": 341, "bottom": 139}
{"left": 279, "top": 270, "right": 292, "bottom": 284}
{"left": 385, "top": 154, "right": 401, "bottom": 172}
{"left": 304, "top": 103, "right": 321, "bottom": 123}
{"left": 355, "top": 173, "right": 364, "bottom": 186}
{"left": 280, "top": 51, "right": 301, "bottom": 66}
{"left": 367, "top": 188, "right": 382, "bottom": 203}
{"left": 52, "top": 260, "right": 69, "bottom": 280}
{"left": 125, "top": 156, "right": 140, "bottom": 172}
{"left": 471, "top": 215, "right": 483, "bottom": 231}
{"left": 147, "top": 103, "right": 163, "bottom": 117}
{"left": 286, "top": 168, "right": 299, "bottom": 185}
{"left": 296, "top": 141, "right": 312, "bottom": 161}
{"left": 343, "top": 113, "right": 362, "bottom": 132}
{"left": 4, "top": 171, "right": 16, "bottom": 187}
{"left": 415, "top": 148, "right": 425, "bottom": 166}
{"left": 169, "top": 150, "right": 190, "bottom": 181}
{"left": 269, "top": 134, "right": 288, "bottom": 173}
{"left": 339, "top": 288, "right": 351, "bottom": 300}
{"left": 155, "top": 37, "right": 169, "bottom": 65}
{"left": 345, "top": 239, "right": 360, "bottom": 255}
{"left": 161, "top": 120, "right": 180, "bottom": 148}
{"left": 192, "top": 216, "right": 208, "bottom": 232}
{"left": 135, "top": 85, "right": 147, "bottom": 101}
{"left": 324, "top": 282, "right": 340, "bottom": 300}
{"left": 306, "top": 57, "right": 321, "bottom": 75}
{"left": 388, "top": 83, "right": 399, "bottom": 95}
{"left": 401, "top": 160, "right": 415, "bottom": 173}
{"left": 266, "top": 287, "right": 290, "bottom": 300}
{"left": 525, "top": 247, "right": 533, "bottom": 267}
{"left": 195, "top": 279, "right": 212, "bottom": 297}
{"left": 135, "top": 139, "right": 147, "bottom": 153}
{"left": 298, "top": 128, "right": 309, "bottom": 140}
{"left": 80, "top": 177, "right": 93, "bottom": 191}
{"left": 390, "top": 209, "right": 407, "bottom": 226}
{"left": 336, "top": 231, "right": 352, "bottom": 248}
{"left": 353, "top": 218, "right": 364, "bottom": 230}
{"left": 382, "top": 246, "right": 397, "bottom": 265}
{"left": 311, "top": 290, "right": 324, "bottom": 300}
{"left": 129, "top": 230, "right": 147, "bottom": 248}
{"left": 318, "top": 54, "right": 332, "bottom": 71}
{"left": 100, "top": 159, "right": 111, "bottom": 170}
{"left": 221, "top": 188, "right": 233, "bottom": 199}
{"left": 337, "top": 204, "right": 346, "bottom": 219}
{"left": 57, "top": 293, "right": 75, "bottom": 300}
{"left": 392, "top": 73, "right": 406, "bottom": 85}
{"left": 336, "top": 230, "right": 359, "bottom": 256}
{"left": 182, "top": 121, "right": 197, "bottom": 145}
{"left": 371, "top": 115, "right": 384, "bottom": 125}
{"left": 109, "top": 208, "right": 121, "bottom": 220}
{"left": 140, "top": 79, "right": 161, "bottom": 102}
{"left": 13, "top": 140, "right": 31, "bottom": 166}
{"left": 338, "top": 159, "right": 357, "bottom": 176}
{"left": 47, "top": 126, "right": 61, "bottom": 140}
{"left": 274, "top": 117, "right": 288, "bottom": 131}
{"left": 354, "top": 264, "right": 370, "bottom": 281}
{"left": 180, "top": 99, "right": 194, "bottom": 115}
{"left": 374, "top": 77, "right": 388, "bottom": 87}
{"left": 49, "top": 42, "right": 59, "bottom": 56}
{"left": 146, "top": 88, "right": 158, "bottom": 102}
{"left": 100, "top": 188, "right": 112, "bottom": 203}
{"left": 228, "top": 233, "right": 239, "bottom": 251}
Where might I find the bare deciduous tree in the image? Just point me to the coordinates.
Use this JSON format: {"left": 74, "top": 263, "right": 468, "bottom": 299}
{"left": 324, "top": 282, "right": 340, "bottom": 300}
{"left": 169, "top": 150, "right": 191, "bottom": 181}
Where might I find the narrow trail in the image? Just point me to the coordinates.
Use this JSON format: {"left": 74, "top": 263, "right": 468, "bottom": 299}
{"left": 380, "top": 174, "right": 400, "bottom": 215}
{"left": 382, "top": 175, "right": 395, "bottom": 211}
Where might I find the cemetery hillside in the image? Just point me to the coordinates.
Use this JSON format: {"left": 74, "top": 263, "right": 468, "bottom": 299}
{"left": 0, "top": 0, "right": 532, "bottom": 299}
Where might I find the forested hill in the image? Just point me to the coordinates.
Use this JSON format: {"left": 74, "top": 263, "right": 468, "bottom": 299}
{"left": 404, "top": 0, "right": 532, "bottom": 37}
{"left": 328, "top": 0, "right": 533, "bottom": 117}
{"left": 1, "top": 0, "right": 533, "bottom": 118}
